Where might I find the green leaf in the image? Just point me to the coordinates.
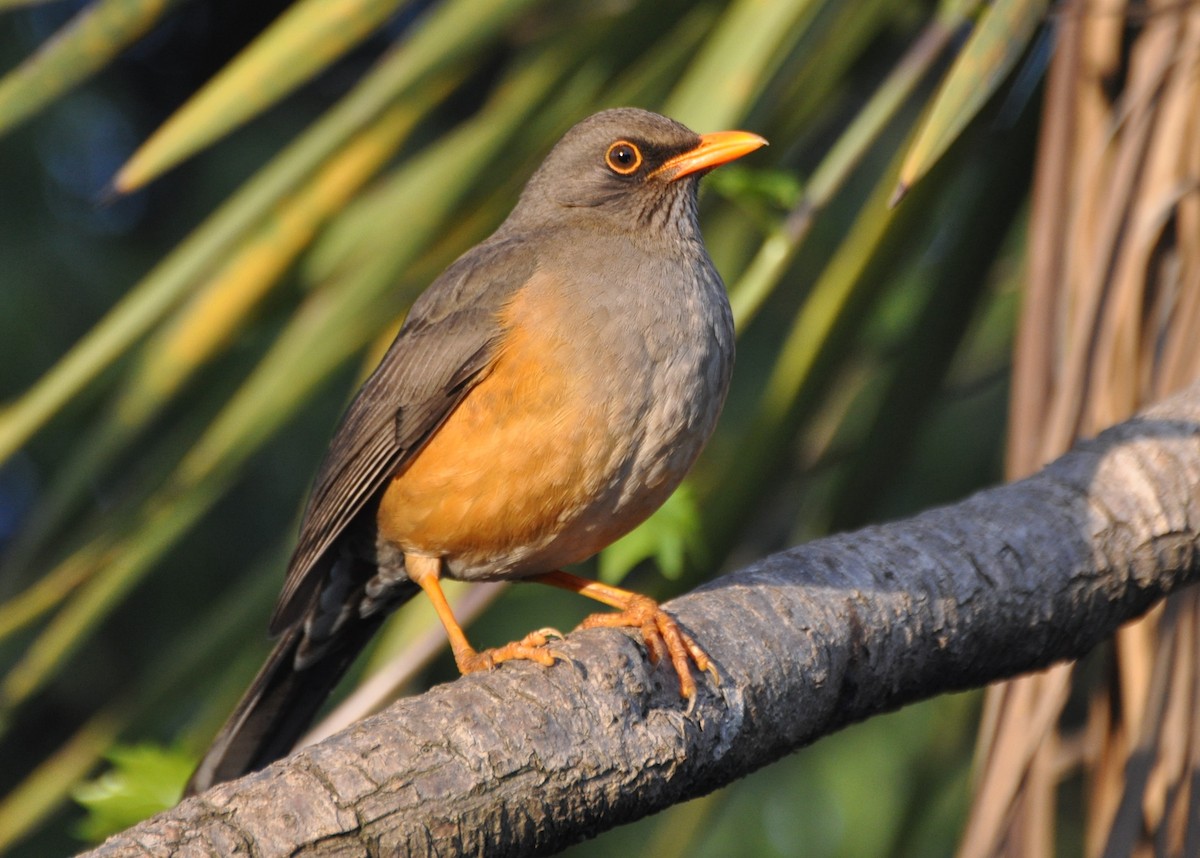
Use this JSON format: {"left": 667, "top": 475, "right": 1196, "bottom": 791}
{"left": 894, "top": 0, "right": 1047, "bottom": 201}
{"left": 664, "top": 0, "right": 824, "bottom": 130}
{"left": 72, "top": 743, "right": 191, "bottom": 841}
{"left": 114, "top": 0, "right": 543, "bottom": 191}
{"left": 727, "top": 12, "right": 964, "bottom": 329}
{"left": 706, "top": 165, "right": 803, "bottom": 211}
{"left": 599, "top": 485, "right": 707, "bottom": 584}
{"left": 111, "top": 0, "right": 405, "bottom": 191}
{"left": 0, "top": 0, "right": 181, "bottom": 137}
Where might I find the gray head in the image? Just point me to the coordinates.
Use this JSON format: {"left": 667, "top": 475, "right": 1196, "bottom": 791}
{"left": 508, "top": 108, "right": 766, "bottom": 237}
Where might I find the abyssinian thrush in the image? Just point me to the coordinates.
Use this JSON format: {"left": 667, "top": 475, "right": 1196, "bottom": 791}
{"left": 187, "top": 108, "right": 766, "bottom": 794}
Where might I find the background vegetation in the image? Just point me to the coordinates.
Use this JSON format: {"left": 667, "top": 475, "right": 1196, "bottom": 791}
{"left": 0, "top": 0, "right": 1056, "bottom": 853}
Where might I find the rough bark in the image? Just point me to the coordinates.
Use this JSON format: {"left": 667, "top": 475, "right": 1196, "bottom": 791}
{"left": 85, "top": 384, "right": 1200, "bottom": 857}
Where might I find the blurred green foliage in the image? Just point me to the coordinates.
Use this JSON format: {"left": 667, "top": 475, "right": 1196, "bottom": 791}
{"left": 71, "top": 743, "right": 191, "bottom": 841}
{"left": 0, "top": 0, "right": 1047, "bottom": 853}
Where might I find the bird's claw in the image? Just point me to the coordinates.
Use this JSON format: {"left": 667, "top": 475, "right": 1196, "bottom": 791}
{"left": 454, "top": 634, "right": 561, "bottom": 673}
{"left": 580, "top": 595, "right": 715, "bottom": 699}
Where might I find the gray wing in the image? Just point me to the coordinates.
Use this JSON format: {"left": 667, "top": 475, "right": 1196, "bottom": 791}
{"left": 269, "top": 234, "right": 535, "bottom": 633}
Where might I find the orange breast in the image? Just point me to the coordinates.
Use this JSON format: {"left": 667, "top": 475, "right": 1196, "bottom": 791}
{"left": 375, "top": 277, "right": 634, "bottom": 576}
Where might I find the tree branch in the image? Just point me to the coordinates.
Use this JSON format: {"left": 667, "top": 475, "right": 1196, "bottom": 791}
{"left": 85, "top": 384, "right": 1200, "bottom": 857}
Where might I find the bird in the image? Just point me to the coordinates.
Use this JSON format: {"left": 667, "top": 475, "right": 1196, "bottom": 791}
{"left": 186, "top": 107, "right": 766, "bottom": 795}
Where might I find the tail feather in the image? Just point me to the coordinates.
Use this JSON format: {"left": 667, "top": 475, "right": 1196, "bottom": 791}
{"left": 186, "top": 579, "right": 419, "bottom": 796}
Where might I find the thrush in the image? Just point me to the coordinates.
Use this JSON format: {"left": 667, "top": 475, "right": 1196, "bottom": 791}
{"left": 187, "top": 107, "right": 766, "bottom": 795}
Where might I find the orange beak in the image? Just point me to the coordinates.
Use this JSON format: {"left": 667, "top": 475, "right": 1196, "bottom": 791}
{"left": 651, "top": 130, "right": 768, "bottom": 181}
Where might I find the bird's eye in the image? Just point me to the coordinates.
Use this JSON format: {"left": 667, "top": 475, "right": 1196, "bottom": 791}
{"left": 605, "top": 141, "right": 643, "bottom": 175}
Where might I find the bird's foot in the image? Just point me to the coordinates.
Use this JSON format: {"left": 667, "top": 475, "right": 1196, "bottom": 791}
{"left": 579, "top": 594, "right": 717, "bottom": 698}
{"left": 453, "top": 627, "right": 562, "bottom": 674}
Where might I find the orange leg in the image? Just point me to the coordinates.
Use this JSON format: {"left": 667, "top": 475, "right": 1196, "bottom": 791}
{"left": 532, "top": 570, "right": 716, "bottom": 698}
{"left": 407, "top": 554, "right": 559, "bottom": 674}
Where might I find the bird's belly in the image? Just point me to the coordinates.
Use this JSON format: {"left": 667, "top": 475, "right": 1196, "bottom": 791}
{"left": 375, "top": 282, "right": 721, "bottom": 580}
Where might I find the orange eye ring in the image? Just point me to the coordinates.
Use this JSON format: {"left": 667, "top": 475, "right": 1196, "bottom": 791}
{"left": 605, "top": 140, "right": 643, "bottom": 175}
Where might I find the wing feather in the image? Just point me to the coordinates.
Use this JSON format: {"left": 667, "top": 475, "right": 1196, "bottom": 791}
{"left": 269, "top": 234, "right": 535, "bottom": 632}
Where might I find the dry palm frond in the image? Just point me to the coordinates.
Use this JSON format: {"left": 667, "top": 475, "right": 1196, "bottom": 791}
{"left": 962, "top": 1, "right": 1200, "bottom": 855}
